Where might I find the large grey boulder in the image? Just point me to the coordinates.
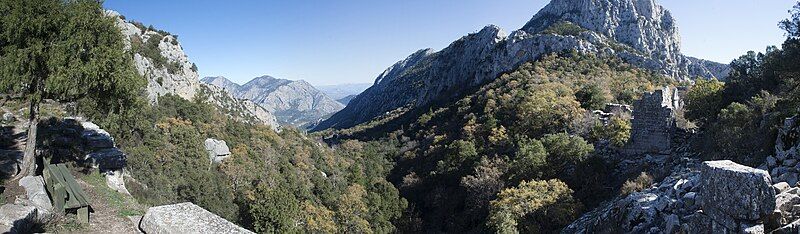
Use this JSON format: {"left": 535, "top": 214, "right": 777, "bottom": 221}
{"left": 85, "top": 148, "right": 127, "bottom": 171}
{"left": 140, "top": 202, "right": 252, "bottom": 234}
{"left": 19, "top": 176, "right": 52, "bottom": 213}
{"left": 0, "top": 204, "right": 38, "bottom": 233}
{"left": 204, "top": 138, "right": 231, "bottom": 164}
{"left": 700, "top": 160, "right": 775, "bottom": 229}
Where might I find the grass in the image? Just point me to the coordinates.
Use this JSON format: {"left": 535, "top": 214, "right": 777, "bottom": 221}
{"left": 82, "top": 171, "right": 146, "bottom": 217}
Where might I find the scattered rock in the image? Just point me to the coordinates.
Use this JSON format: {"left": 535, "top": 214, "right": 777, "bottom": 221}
{"left": 140, "top": 202, "right": 252, "bottom": 234}
{"left": 775, "top": 182, "right": 792, "bottom": 194}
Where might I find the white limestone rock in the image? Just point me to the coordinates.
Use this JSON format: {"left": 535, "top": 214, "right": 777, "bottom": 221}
{"left": 140, "top": 202, "right": 252, "bottom": 234}
{"left": 700, "top": 160, "right": 775, "bottom": 230}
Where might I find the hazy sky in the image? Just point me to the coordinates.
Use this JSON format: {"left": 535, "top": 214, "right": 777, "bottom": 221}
{"left": 104, "top": 0, "right": 798, "bottom": 86}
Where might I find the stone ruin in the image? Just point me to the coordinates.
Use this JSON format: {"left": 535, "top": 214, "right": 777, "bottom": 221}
{"left": 624, "top": 87, "right": 684, "bottom": 155}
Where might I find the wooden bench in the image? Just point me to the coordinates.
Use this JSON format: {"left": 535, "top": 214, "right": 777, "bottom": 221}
{"left": 42, "top": 162, "right": 91, "bottom": 223}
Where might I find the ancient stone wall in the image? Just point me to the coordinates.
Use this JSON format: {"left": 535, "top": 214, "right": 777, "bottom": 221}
{"left": 625, "top": 87, "right": 683, "bottom": 155}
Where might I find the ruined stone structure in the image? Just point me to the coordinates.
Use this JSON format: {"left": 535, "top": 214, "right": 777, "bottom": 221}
{"left": 625, "top": 87, "right": 683, "bottom": 155}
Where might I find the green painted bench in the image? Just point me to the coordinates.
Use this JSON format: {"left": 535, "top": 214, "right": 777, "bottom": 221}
{"left": 42, "top": 162, "right": 91, "bottom": 223}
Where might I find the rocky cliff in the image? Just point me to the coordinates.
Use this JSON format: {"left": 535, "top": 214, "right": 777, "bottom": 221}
{"left": 107, "top": 11, "right": 278, "bottom": 129}
{"left": 313, "top": 0, "right": 729, "bottom": 131}
{"left": 201, "top": 76, "right": 344, "bottom": 127}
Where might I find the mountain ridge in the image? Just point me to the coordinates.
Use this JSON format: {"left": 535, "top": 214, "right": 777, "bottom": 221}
{"left": 201, "top": 76, "right": 344, "bottom": 127}
{"left": 312, "top": 0, "right": 729, "bottom": 131}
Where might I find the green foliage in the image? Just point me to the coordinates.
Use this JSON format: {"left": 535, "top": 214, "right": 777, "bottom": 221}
{"left": 487, "top": 179, "right": 582, "bottom": 233}
{"left": 247, "top": 185, "right": 301, "bottom": 233}
{"left": 780, "top": 2, "right": 800, "bottom": 39}
{"left": 694, "top": 5, "right": 800, "bottom": 166}
{"left": 685, "top": 79, "right": 725, "bottom": 125}
{"left": 590, "top": 116, "right": 632, "bottom": 147}
{"left": 89, "top": 94, "right": 406, "bottom": 232}
{"left": 0, "top": 0, "right": 144, "bottom": 115}
{"left": 541, "top": 21, "right": 588, "bottom": 37}
{"left": 329, "top": 53, "right": 666, "bottom": 232}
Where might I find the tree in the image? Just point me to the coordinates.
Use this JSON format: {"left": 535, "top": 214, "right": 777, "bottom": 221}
{"left": 540, "top": 133, "right": 593, "bottom": 177}
{"left": 780, "top": 2, "right": 800, "bottom": 39}
{"left": 0, "top": 0, "right": 143, "bottom": 176}
{"left": 487, "top": 179, "right": 582, "bottom": 233}
{"left": 685, "top": 79, "right": 725, "bottom": 124}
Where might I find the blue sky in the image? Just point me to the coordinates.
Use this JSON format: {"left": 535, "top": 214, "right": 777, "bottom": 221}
{"left": 104, "top": 0, "right": 798, "bottom": 86}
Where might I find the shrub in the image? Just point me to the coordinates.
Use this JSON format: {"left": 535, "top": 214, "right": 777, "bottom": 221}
{"left": 488, "top": 179, "right": 582, "bottom": 233}
{"left": 685, "top": 79, "right": 725, "bottom": 125}
{"left": 620, "top": 172, "right": 653, "bottom": 196}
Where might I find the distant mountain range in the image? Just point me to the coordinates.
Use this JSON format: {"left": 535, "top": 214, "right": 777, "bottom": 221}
{"left": 201, "top": 76, "right": 344, "bottom": 127}
{"left": 316, "top": 83, "right": 371, "bottom": 101}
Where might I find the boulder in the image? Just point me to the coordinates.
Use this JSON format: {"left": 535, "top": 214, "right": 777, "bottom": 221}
{"left": 85, "top": 148, "right": 126, "bottom": 171}
{"left": 1, "top": 112, "right": 14, "bottom": 122}
{"left": 18, "top": 176, "right": 52, "bottom": 213}
{"left": 140, "top": 202, "right": 252, "bottom": 234}
{"left": 700, "top": 160, "right": 775, "bottom": 229}
{"left": 204, "top": 138, "right": 231, "bottom": 163}
{"left": 106, "top": 170, "right": 130, "bottom": 195}
{"left": 775, "top": 182, "right": 792, "bottom": 194}
{"left": 0, "top": 204, "right": 37, "bottom": 233}
{"left": 83, "top": 132, "right": 114, "bottom": 150}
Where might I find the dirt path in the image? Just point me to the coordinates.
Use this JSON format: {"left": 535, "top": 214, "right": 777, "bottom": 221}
{"left": 76, "top": 175, "right": 143, "bottom": 234}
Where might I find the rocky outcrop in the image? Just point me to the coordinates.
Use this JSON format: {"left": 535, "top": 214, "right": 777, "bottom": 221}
{"left": 108, "top": 11, "right": 199, "bottom": 103}
{"left": 204, "top": 138, "right": 231, "bottom": 164}
{"left": 767, "top": 115, "right": 800, "bottom": 185}
{"left": 624, "top": 87, "right": 683, "bottom": 155}
{"left": 107, "top": 11, "right": 279, "bottom": 130}
{"left": 313, "top": 0, "right": 727, "bottom": 131}
{"left": 565, "top": 160, "right": 776, "bottom": 233}
{"left": 139, "top": 202, "right": 252, "bottom": 234}
{"left": 563, "top": 158, "right": 702, "bottom": 233}
{"left": 201, "top": 76, "right": 343, "bottom": 127}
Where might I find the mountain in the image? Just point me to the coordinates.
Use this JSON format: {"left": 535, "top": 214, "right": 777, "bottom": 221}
{"left": 108, "top": 11, "right": 279, "bottom": 129}
{"left": 201, "top": 76, "right": 345, "bottom": 127}
{"left": 337, "top": 95, "right": 358, "bottom": 105}
{"left": 312, "top": 0, "right": 729, "bottom": 131}
{"left": 316, "top": 83, "right": 372, "bottom": 101}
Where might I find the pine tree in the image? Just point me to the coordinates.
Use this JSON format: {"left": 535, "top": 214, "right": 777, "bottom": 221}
{"left": 0, "top": 0, "right": 143, "bottom": 176}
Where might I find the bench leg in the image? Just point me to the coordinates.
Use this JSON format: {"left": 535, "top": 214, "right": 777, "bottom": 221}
{"left": 78, "top": 207, "right": 89, "bottom": 224}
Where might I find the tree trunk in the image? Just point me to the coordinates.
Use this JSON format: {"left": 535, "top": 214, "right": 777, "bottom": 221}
{"left": 17, "top": 99, "right": 39, "bottom": 178}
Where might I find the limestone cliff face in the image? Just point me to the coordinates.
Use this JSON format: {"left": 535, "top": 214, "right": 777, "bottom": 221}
{"left": 201, "top": 76, "right": 344, "bottom": 127}
{"left": 109, "top": 11, "right": 199, "bottom": 103}
{"left": 108, "top": 11, "right": 278, "bottom": 129}
{"left": 313, "top": 0, "right": 729, "bottom": 131}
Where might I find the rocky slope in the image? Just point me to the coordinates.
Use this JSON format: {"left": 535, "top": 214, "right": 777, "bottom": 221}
{"left": 201, "top": 76, "right": 344, "bottom": 127}
{"left": 107, "top": 11, "right": 278, "bottom": 129}
{"left": 313, "top": 0, "right": 728, "bottom": 131}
